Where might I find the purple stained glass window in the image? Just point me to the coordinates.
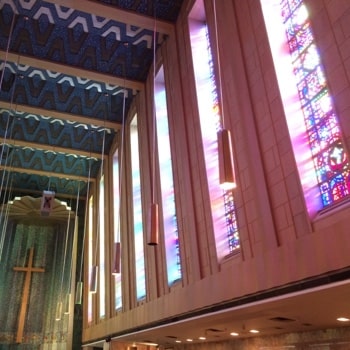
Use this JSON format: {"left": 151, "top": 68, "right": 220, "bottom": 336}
{"left": 281, "top": 0, "right": 350, "bottom": 207}
{"left": 207, "top": 32, "right": 240, "bottom": 253}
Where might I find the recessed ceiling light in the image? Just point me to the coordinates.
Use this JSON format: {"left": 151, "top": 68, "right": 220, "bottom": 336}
{"left": 337, "top": 317, "right": 350, "bottom": 322}
{"left": 175, "top": 340, "right": 181, "bottom": 343}
{"left": 230, "top": 332, "right": 239, "bottom": 336}
{"left": 249, "top": 329, "right": 259, "bottom": 333}
{"left": 186, "top": 339, "right": 193, "bottom": 342}
{"left": 198, "top": 337, "right": 206, "bottom": 340}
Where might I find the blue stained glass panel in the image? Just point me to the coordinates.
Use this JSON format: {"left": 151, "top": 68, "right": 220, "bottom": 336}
{"left": 281, "top": 0, "right": 350, "bottom": 207}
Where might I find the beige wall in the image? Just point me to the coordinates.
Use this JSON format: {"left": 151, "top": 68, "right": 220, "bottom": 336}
{"left": 83, "top": 0, "right": 350, "bottom": 345}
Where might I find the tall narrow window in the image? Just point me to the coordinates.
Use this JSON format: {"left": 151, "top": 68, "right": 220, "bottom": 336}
{"left": 262, "top": 0, "right": 350, "bottom": 216}
{"left": 130, "top": 114, "right": 146, "bottom": 300}
{"left": 98, "top": 174, "right": 105, "bottom": 318}
{"left": 87, "top": 195, "right": 94, "bottom": 324}
{"left": 112, "top": 148, "right": 122, "bottom": 310}
{"left": 189, "top": 4, "right": 240, "bottom": 260}
{"left": 154, "top": 66, "right": 182, "bottom": 285}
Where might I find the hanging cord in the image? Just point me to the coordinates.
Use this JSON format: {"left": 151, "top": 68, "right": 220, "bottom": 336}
{"left": 77, "top": 132, "right": 92, "bottom": 284}
{"left": 0, "top": 54, "right": 19, "bottom": 197}
{"left": 57, "top": 199, "right": 72, "bottom": 319}
{"left": 0, "top": 113, "right": 18, "bottom": 261}
{"left": 0, "top": 12, "right": 17, "bottom": 198}
{"left": 151, "top": 3, "right": 157, "bottom": 205}
{"left": 115, "top": 65, "right": 127, "bottom": 244}
{"left": 63, "top": 181, "right": 81, "bottom": 314}
{"left": 0, "top": 13, "right": 16, "bottom": 91}
{"left": 92, "top": 110, "right": 107, "bottom": 277}
{"left": 213, "top": 0, "right": 225, "bottom": 128}
{"left": 0, "top": 177, "right": 13, "bottom": 261}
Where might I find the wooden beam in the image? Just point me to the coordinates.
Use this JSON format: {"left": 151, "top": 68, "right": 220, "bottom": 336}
{"left": 0, "top": 165, "right": 96, "bottom": 183}
{"left": 0, "top": 101, "right": 121, "bottom": 131}
{"left": 7, "top": 187, "right": 87, "bottom": 201}
{"left": 1, "top": 51, "right": 144, "bottom": 92}
{"left": 45, "top": 0, "right": 174, "bottom": 36}
{"left": 1, "top": 138, "right": 105, "bottom": 160}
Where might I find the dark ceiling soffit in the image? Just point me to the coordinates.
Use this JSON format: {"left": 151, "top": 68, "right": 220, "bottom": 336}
{"left": 82, "top": 267, "right": 350, "bottom": 346}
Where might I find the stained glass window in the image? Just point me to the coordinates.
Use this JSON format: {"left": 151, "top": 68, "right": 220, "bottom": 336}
{"left": 154, "top": 66, "right": 182, "bottom": 284}
{"left": 87, "top": 195, "right": 94, "bottom": 324}
{"left": 130, "top": 114, "right": 146, "bottom": 300}
{"left": 112, "top": 148, "right": 122, "bottom": 310}
{"left": 280, "top": 0, "right": 350, "bottom": 207}
{"left": 188, "top": 11, "right": 240, "bottom": 259}
{"left": 98, "top": 174, "right": 105, "bottom": 318}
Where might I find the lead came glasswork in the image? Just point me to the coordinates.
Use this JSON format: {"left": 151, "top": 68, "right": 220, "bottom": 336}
{"left": 281, "top": 0, "right": 350, "bottom": 206}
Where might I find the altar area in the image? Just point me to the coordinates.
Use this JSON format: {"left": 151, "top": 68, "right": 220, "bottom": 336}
{"left": 0, "top": 196, "right": 78, "bottom": 349}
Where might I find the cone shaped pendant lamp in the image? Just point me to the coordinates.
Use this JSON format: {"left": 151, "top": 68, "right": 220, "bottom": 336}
{"left": 89, "top": 265, "right": 98, "bottom": 293}
{"left": 218, "top": 129, "right": 236, "bottom": 190}
{"left": 112, "top": 242, "right": 121, "bottom": 274}
{"left": 75, "top": 135, "right": 92, "bottom": 304}
{"left": 112, "top": 85, "right": 127, "bottom": 274}
{"left": 148, "top": 203, "right": 159, "bottom": 246}
{"left": 75, "top": 281, "right": 83, "bottom": 304}
{"left": 148, "top": 4, "right": 159, "bottom": 246}
{"left": 213, "top": 0, "right": 237, "bottom": 190}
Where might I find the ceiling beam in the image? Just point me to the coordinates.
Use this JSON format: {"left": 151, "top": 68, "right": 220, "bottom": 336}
{"left": 0, "top": 101, "right": 121, "bottom": 131}
{"left": 2, "top": 51, "right": 144, "bottom": 92}
{"left": 45, "top": 0, "right": 174, "bottom": 36}
{"left": 0, "top": 165, "right": 95, "bottom": 183}
{"left": 6, "top": 187, "right": 87, "bottom": 201}
{"left": 1, "top": 138, "right": 105, "bottom": 160}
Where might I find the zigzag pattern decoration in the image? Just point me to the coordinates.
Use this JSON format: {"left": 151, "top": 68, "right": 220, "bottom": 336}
{"left": 0, "top": 1, "right": 156, "bottom": 80}
{"left": 0, "top": 62, "right": 131, "bottom": 124}
{"left": 0, "top": 109, "right": 114, "bottom": 154}
{"left": 1, "top": 170, "right": 89, "bottom": 197}
{"left": 0, "top": 144, "right": 101, "bottom": 178}
{"left": 0, "top": 61, "right": 131, "bottom": 96}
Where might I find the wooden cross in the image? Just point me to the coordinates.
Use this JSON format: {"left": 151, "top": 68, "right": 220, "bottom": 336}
{"left": 13, "top": 247, "right": 45, "bottom": 343}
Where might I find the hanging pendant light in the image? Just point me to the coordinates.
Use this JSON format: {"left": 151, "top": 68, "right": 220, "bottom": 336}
{"left": 112, "top": 242, "right": 121, "bottom": 274}
{"left": 213, "top": 0, "right": 237, "bottom": 190}
{"left": 89, "top": 265, "right": 98, "bottom": 293}
{"left": 89, "top": 96, "right": 107, "bottom": 291}
{"left": 55, "top": 197, "right": 72, "bottom": 321}
{"left": 64, "top": 293, "right": 71, "bottom": 314}
{"left": 112, "top": 82, "right": 127, "bottom": 274}
{"left": 55, "top": 301, "right": 63, "bottom": 321}
{"left": 148, "top": 203, "right": 159, "bottom": 246}
{"left": 148, "top": 3, "right": 159, "bottom": 246}
{"left": 75, "top": 133, "right": 93, "bottom": 304}
{"left": 218, "top": 129, "right": 236, "bottom": 190}
{"left": 75, "top": 280, "right": 83, "bottom": 305}
{"left": 0, "top": 14, "right": 19, "bottom": 262}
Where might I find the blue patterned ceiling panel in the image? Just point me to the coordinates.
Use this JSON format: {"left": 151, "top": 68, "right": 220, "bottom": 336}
{"left": 0, "top": 109, "right": 114, "bottom": 154}
{"left": 0, "top": 0, "right": 183, "bottom": 200}
{"left": 0, "top": 170, "right": 90, "bottom": 198}
{"left": 0, "top": 1, "right": 156, "bottom": 81}
{"left": 97, "top": 0, "right": 183, "bottom": 22}
{"left": 0, "top": 144, "right": 101, "bottom": 177}
{"left": 0, "top": 61, "right": 132, "bottom": 124}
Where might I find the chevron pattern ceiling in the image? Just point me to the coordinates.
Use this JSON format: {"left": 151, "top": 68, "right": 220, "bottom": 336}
{"left": 0, "top": 0, "right": 183, "bottom": 203}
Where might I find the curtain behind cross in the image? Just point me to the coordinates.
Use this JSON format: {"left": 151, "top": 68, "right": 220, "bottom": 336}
{"left": 0, "top": 197, "right": 75, "bottom": 349}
